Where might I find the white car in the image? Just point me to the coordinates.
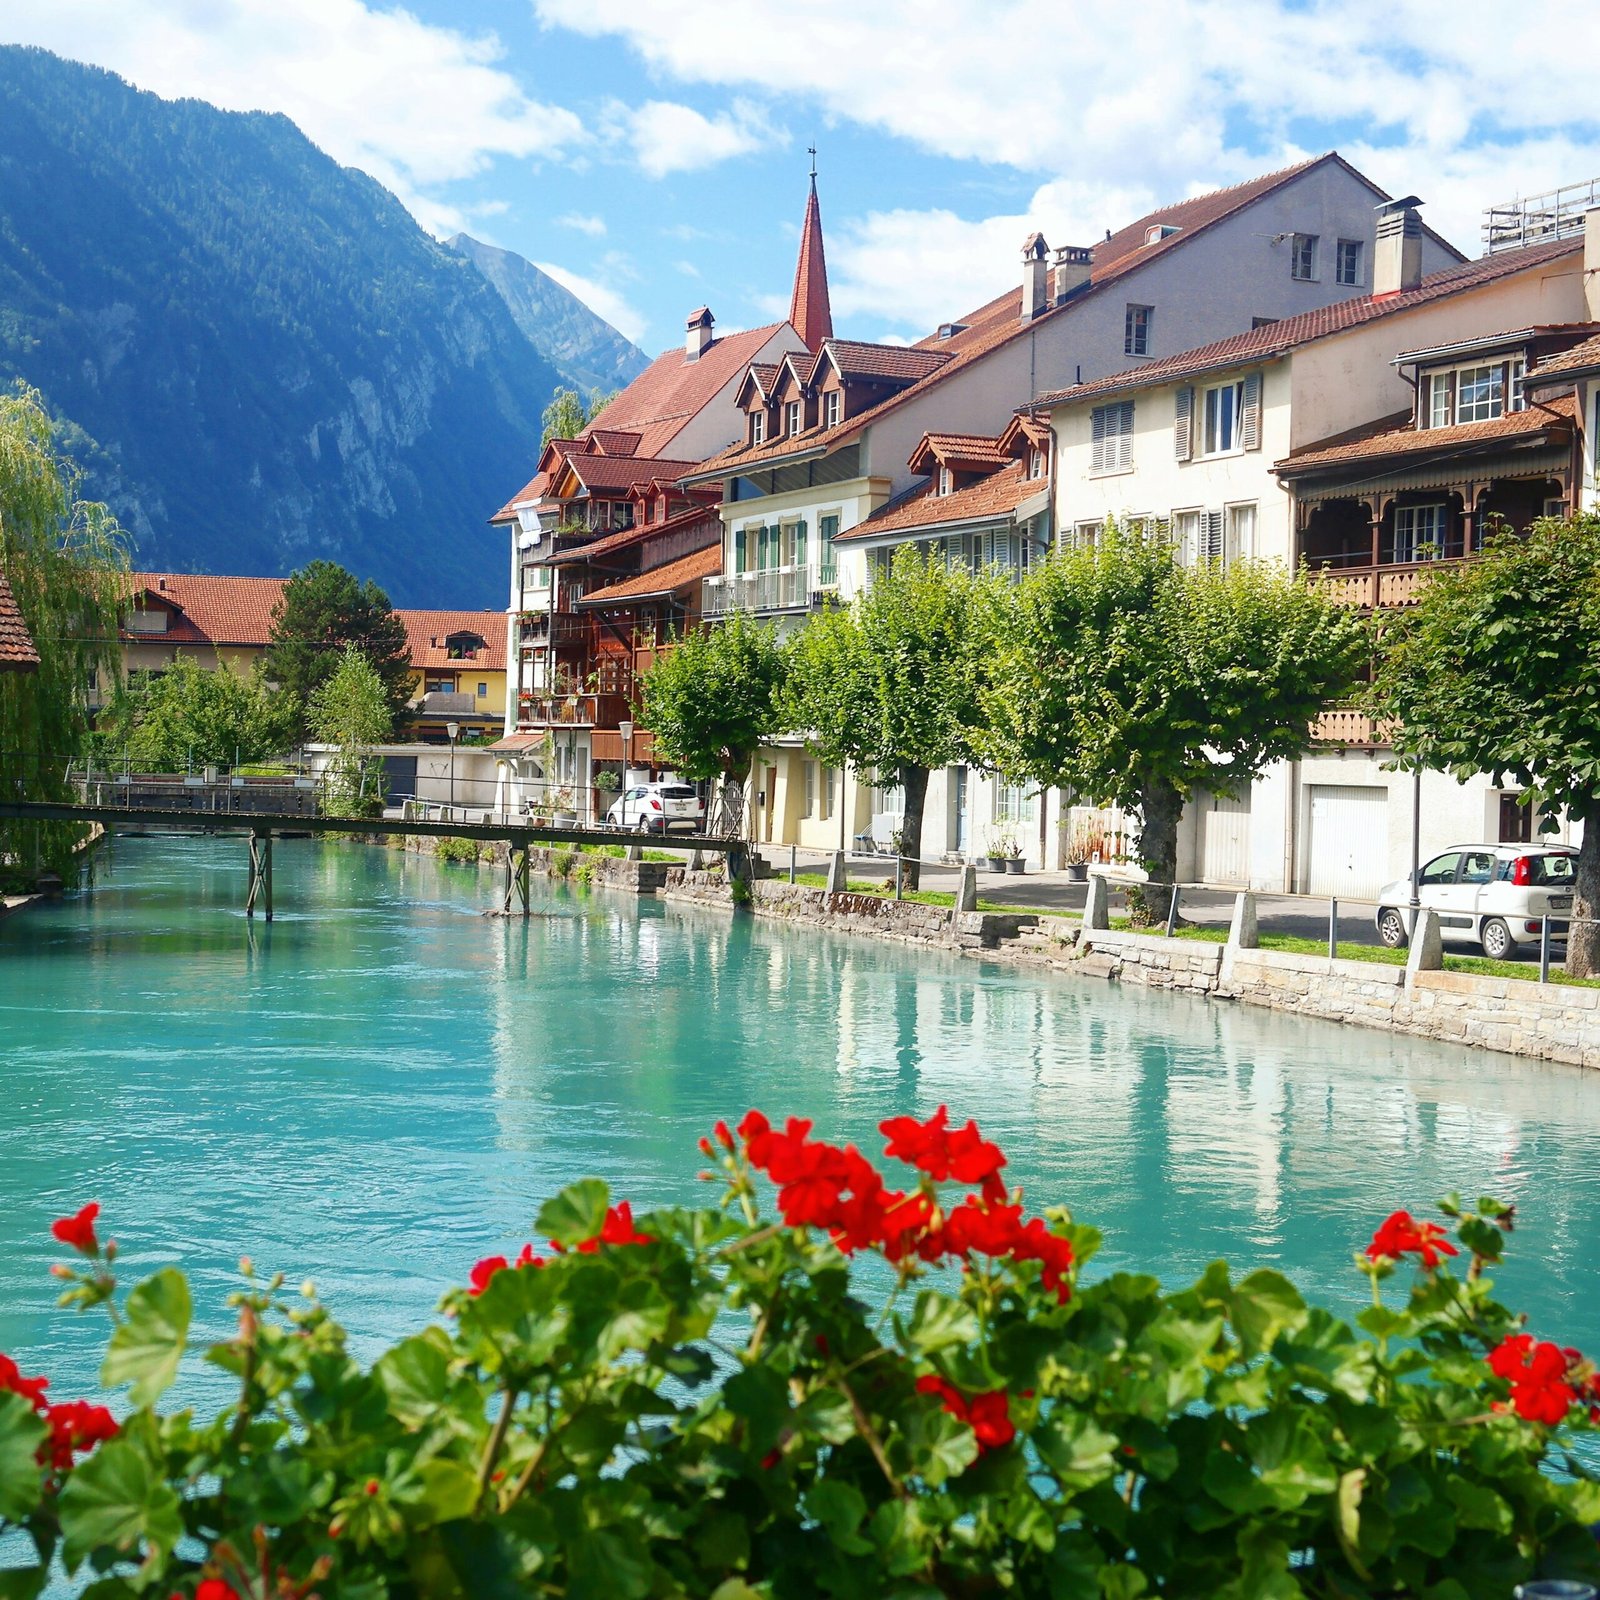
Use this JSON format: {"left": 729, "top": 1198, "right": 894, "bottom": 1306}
{"left": 606, "top": 782, "right": 704, "bottom": 835}
{"left": 1373, "top": 844, "right": 1576, "bottom": 958}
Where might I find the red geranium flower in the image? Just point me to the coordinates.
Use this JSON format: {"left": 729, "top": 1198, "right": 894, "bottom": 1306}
{"left": 939, "top": 1198, "right": 1024, "bottom": 1259}
{"left": 1011, "top": 1217, "right": 1075, "bottom": 1304}
{"left": 0, "top": 1353, "right": 50, "bottom": 1411}
{"left": 1366, "top": 1210, "right": 1458, "bottom": 1269}
{"left": 42, "top": 1399, "right": 118, "bottom": 1469}
{"left": 194, "top": 1580, "right": 242, "bottom": 1600}
{"left": 468, "top": 1256, "right": 508, "bottom": 1295}
{"left": 50, "top": 1203, "right": 100, "bottom": 1256}
{"left": 1488, "top": 1333, "right": 1581, "bottom": 1424}
{"left": 573, "top": 1202, "right": 653, "bottom": 1253}
{"left": 880, "top": 1106, "right": 1006, "bottom": 1195}
{"left": 915, "top": 1374, "right": 1014, "bottom": 1454}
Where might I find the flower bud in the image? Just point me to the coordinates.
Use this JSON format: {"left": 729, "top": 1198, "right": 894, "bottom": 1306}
{"left": 698, "top": 1136, "right": 715, "bottom": 1158}
{"left": 301, "top": 1280, "right": 316, "bottom": 1300}
{"left": 365, "top": 1479, "right": 379, "bottom": 1497}
{"left": 49, "top": 1263, "right": 73, "bottom": 1279}
{"left": 239, "top": 1256, "right": 253, "bottom": 1277}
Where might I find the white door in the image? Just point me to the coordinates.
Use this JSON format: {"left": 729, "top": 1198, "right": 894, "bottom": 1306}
{"left": 1198, "top": 792, "right": 1250, "bottom": 886}
{"left": 1305, "top": 785, "right": 1388, "bottom": 899}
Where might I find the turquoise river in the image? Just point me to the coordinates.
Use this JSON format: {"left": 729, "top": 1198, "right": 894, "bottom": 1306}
{"left": 4, "top": 833, "right": 1600, "bottom": 1407}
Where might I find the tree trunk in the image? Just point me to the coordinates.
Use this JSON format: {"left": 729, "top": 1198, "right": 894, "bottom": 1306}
{"left": 898, "top": 764, "right": 931, "bottom": 891}
{"left": 1566, "top": 806, "right": 1600, "bottom": 978}
{"left": 1129, "top": 778, "right": 1183, "bottom": 927}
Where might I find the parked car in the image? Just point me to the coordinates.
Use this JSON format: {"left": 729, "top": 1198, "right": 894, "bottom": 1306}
{"left": 606, "top": 782, "right": 704, "bottom": 835}
{"left": 1373, "top": 844, "right": 1576, "bottom": 957}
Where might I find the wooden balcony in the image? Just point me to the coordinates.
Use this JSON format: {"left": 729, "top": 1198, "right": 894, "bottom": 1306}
{"left": 1311, "top": 708, "right": 1393, "bottom": 747}
{"left": 514, "top": 691, "right": 630, "bottom": 730}
{"left": 1309, "top": 559, "right": 1461, "bottom": 610}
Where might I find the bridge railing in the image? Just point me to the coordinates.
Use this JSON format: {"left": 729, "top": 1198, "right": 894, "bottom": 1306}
{"left": 73, "top": 771, "right": 321, "bottom": 816}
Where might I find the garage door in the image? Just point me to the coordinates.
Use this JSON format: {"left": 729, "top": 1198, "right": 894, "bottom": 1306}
{"left": 1198, "top": 792, "right": 1250, "bottom": 886}
{"left": 1305, "top": 785, "right": 1388, "bottom": 899}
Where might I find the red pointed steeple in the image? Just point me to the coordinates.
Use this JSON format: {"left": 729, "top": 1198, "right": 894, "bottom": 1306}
{"left": 788, "top": 163, "right": 833, "bottom": 352}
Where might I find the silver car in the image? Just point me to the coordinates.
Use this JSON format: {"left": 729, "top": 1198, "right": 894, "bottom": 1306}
{"left": 606, "top": 782, "right": 704, "bottom": 834}
{"left": 1374, "top": 844, "right": 1576, "bottom": 958}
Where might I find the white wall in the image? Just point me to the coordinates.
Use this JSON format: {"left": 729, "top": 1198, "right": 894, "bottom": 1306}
{"left": 667, "top": 325, "right": 810, "bottom": 462}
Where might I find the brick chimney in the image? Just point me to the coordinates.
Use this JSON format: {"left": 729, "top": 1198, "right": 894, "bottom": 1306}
{"left": 1020, "top": 233, "right": 1049, "bottom": 323}
{"left": 1373, "top": 197, "right": 1424, "bottom": 297}
{"left": 1052, "top": 245, "right": 1093, "bottom": 306}
{"left": 1586, "top": 206, "right": 1600, "bottom": 321}
{"left": 685, "top": 306, "right": 714, "bottom": 362}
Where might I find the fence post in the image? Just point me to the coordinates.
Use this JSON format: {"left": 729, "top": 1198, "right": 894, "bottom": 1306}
{"left": 1328, "top": 897, "right": 1339, "bottom": 961}
{"left": 1163, "top": 882, "right": 1180, "bottom": 938}
{"left": 1540, "top": 915, "right": 1552, "bottom": 984}
{"left": 789, "top": 843, "right": 796, "bottom": 884}
{"left": 894, "top": 856, "right": 904, "bottom": 902}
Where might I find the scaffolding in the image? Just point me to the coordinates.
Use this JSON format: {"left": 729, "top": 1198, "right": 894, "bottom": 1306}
{"left": 1482, "top": 176, "right": 1600, "bottom": 254}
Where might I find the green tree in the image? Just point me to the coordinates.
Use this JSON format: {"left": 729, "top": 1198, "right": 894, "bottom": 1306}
{"left": 786, "top": 549, "right": 986, "bottom": 888}
{"left": 982, "top": 524, "right": 1367, "bottom": 922}
{"left": 309, "top": 643, "right": 393, "bottom": 816}
{"left": 264, "top": 560, "right": 412, "bottom": 735}
{"left": 0, "top": 383, "right": 128, "bottom": 883}
{"left": 101, "top": 656, "right": 298, "bottom": 772}
{"left": 1373, "top": 513, "right": 1600, "bottom": 976}
{"left": 640, "top": 611, "right": 786, "bottom": 788}
{"left": 540, "top": 386, "right": 619, "bottom": 449}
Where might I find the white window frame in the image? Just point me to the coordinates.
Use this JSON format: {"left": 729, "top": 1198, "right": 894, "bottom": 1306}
{"left": 751, "top": 410, "right": 766, "bottom": 445}
{"left": 1394, "top": 503, "right": 1447, "bottom": 564}
{"left": 1200, "top": 379, "right": 1247, "bottom": 457}
{"left": 1455, "top": 363, "right": 1503, "bottom": 424}
{"left": 1291, "top": 233, "right": 1318, "bottom": 281}
{"left": 1224, "top": 502, "right": 1256, "bottom": 567}
{"left": 786, "top": 400, "right": 802, "bottom": 436}
{"left": 1090, "top": 400, "right": 1134, "bottom": 475}
{"left": 993, "top": 775, "right": 1036, "bottom": 824}
{"left": 823, "top": 390, "right": 841, "bottom": 427}
{"left": 817, "top": 509, "right": 841, "bottom": 585}
{"left": 937, "top": 466, "right": 954, "bottom": 496}
{"left": 819, "top": 766, "right": 835, "bottom": 821}
{"left": 802, "top": 760, "right": 817, "bottom": 818}
{"left": 1124, "top": 303, "right": 1152, "bottom": 357}
{"left": 1334, "top": 238, "right": 1363, "bottom": 287}
{"left": 1422, "top": 356, "right": 1529, "bottom": 430}
{"left": 1070, "top": 519, "right": 1102, "bottom": 549}
{"left": 1028, "top": 447, "right": 1046, "bottom": 480}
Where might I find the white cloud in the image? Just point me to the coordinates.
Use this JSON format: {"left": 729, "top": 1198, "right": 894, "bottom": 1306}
{"left": 556, "top": 212, "right": 608, "bottom": 236}
{"left": 617, "top": 98, "right": 780, "bottom": 179}
{"left": 535, "top": 0, "right": 1600, "bottom": 322}
{"left": 534, "top": 261, "right": 650, "bottom": 345}
{"left": 0, "top": 0, "right": 584, "bottom": 231}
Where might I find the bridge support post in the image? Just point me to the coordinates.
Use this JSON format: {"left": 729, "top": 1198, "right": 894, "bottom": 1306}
{"left": 246, "top": 828, "right": 274, "bottom": 921}
{"left": 503, "top": 839, "right": 531, "bottom": 916}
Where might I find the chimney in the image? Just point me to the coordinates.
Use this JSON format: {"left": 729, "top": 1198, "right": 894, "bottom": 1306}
{"left": 685, "top": 305, "right": 714, "bottom": 362}
{"left": 1586, "top": 207, "right": 1600, "bottom": 321}
{"left": 1020, "top": 233, "right": 1049, "bottom": 323}
{"left": 1373, "top": 196, "right": 1425, "bottom": 297}
{"left": 1052, "top": 245, "right": 1093, "bottom": 306}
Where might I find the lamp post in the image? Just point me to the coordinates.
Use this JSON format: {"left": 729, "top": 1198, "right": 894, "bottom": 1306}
{"left": 618, "top": 719, "right": 634, "bottom": 828}
{"left": 1408, "top": 762, "right": 1422, "bottom": 933}
{"left": 447, "top": 721, "right": 459, "bottom": 815}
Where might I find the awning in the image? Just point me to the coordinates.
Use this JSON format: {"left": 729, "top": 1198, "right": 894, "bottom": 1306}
{"left": 484, "top": 733, "right": 545, "bottom": 753}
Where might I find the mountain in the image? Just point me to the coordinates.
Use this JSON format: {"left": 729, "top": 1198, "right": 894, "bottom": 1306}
{"left": 448, "top": 234, "right": 648, "bottom": 396}
{"left": 0, "top": 46, "right": 577, "bottom": 607}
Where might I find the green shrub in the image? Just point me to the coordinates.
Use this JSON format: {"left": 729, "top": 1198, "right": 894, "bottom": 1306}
{"left": 9, "top": 1126, "right": 1600, "bottom": 1599}
{"left": 549, "top": 848, "right": 577, "bottom": 879}
{"left": 434, "top": 835, "right": 481, "bottom": 864}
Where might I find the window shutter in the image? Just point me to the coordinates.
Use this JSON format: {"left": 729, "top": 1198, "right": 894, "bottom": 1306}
{"left": 734, "top": 526, "right": 747, "bottom": 573}
{"left": 1174, "top": 385, "right": 1194, "bottom": 460}
{"left": 1240, "top": 373, "right": 1262, "bottom": 451}
{"left": 1114, "top": 403, "right": 1133, "bottom": 470}
{"left": 1090, "top": 406, "right": 1108, "bottom": 473}
{"left": 1202, "top": 510, "right": 1225, "bottom": 565}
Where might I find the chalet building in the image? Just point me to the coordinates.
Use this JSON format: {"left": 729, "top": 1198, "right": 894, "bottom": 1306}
{"left": 693, "top": 153, "right": 1462, "bottom": 858}
{"left": 397, "top": 611, "right": 508, "bottom": 740}
{"left": 1040, "top": 190, "right": 1598, "bottom": 896}
{"left": 0, "top": 572, "right": 39, "bottom": 673}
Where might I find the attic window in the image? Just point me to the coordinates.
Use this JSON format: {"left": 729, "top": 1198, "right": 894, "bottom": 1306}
{"left": 1028, "top": 448, "right": 1046, "bottom": 480}
{"left": 1144, "top": 223, "right": 1181, "bottom": 245}
{"left": 936, "top": 322, "right": 969, "bottom": 340}
{"left": 751, "top": 411, "right": 766, "bottom": 446}
{"left": 786, "top": 400, "right": 802, "bottom": 436}
{"left": 937, "top": 467, "right": 954, "bottom": 496}
{"left": 445, "top": 632, "right": 486, "bottom": 659}
{"left": 126, "top": 608, "right": 168, "bottom": 634}
{"left": 823, "top": 390, "right": 841, "bottom": 427}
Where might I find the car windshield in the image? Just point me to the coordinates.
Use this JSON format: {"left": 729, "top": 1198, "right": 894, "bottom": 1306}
{"left": 659, "top": 786, "right": 697, "bottom": 799}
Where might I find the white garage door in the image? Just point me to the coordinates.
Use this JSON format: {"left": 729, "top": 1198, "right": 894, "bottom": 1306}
{"left": 1198, "top": 792, "right": 1250, "bottom": 886}
{"left": 1305, "top": 785, "right": 1388, "bottom": 900}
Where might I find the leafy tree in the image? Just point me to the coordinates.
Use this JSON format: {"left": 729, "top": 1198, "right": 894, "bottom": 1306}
{"left": 786, "top": 549, "right": 986, "bottom": 887}
{"left": 540, "top": 385, "right": 619, "bottom": 448}
{"left": 1373, "top": 513, "right": 1600, "bottom": 976}
{"left": 310, "top": 643, "right": 393, "bottom": 816}
{"left": 982, "top": 525, "right": 1367, "bottom": 922}
{"left": 264, "top": 560, "right": 412, "bottom": 735}
{"left": 100, "top": 656, "right": 298, "bottom": 771}
{"left": 639, "top": 611, "right": 786, "bottom": 789}
{"left": 0, "top": 383, "right": 127, "bottom": 883}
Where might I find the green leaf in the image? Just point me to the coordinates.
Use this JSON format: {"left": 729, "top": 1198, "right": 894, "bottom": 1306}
{"left": 906, "top": 1405, "right": 978, "bottom": 1488}
{"left": 1446, "top": 1477, "right": 1513, "bottom": 1533}
{"left": 536, "top": 1180, "right": 610, "bottom": 1248}
{"left": 707, "top": 1584, "right": 765, "bottom": 1600}
{"left": 57, "top": 1435, "right": 182, "bottom": 1571}
{"left": 0, "top": 1569, "right": 48, "bottom": 1600}
{"left": 1036, "top": 1412, "right": 1119, "bottom": 1489}
{"left": 568, "top": 1526, "right": 651, "bottom": 1600}
{"left": 722, "top": 1365, "right": 789, "bottom": 1454}
{"left": 1099, "top": 1564, "right": 1148, "bottom": 1600}
{"left": 402, "top": 1461, "right": 479, "bottom": 1529}
{"left": 377, "top": 1331, "right": 453, "bottom": 1427}
{"left": 101, "top": 1267, "right": 190, "bottom": 1407}
{"left": 0, "top": 1391, "right": 47, "bottom": 1522}
{"left": 804, "top": 1480, "right": 872, "bottom": 1555}
{"left": 1231, "top": 1269, "right": 1306, "bottom": 1359}
{"left": 902, "top": 1291, "right": 979, "bottom": 1355}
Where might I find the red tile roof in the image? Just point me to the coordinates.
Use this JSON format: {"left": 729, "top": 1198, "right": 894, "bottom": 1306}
{"left": 0, "top": 571, "right": 39, "bottom": 671}
{"left": 790, "top": 177, "right": 833, "bottom": 351}
{"left": 578, "top": 543, "right": 723, "bottom": 606}
{"left": 908, "top": 432, "right": 1011, "bottom": 474}
{"left": 823, "top": 340, "right": 951, "bottom": 383}
{"left": 396, "top": 610, "right": 507, "bottom": 672}
{"left": 124, "top": 572, "right": 287, "bottom": 646}
{"left": 557, "top": 453, "right": 702, "bottom": 494}
{"left": 585, "top": 429, "right": 644, "bottom": 456}
{"left": 547, "top": 502, "right": 721, "bottom": 566}
{"left": 839, "top": 460, "right": 1040, "bottom": 541}
{"left": 1528, "top": 331, "right": 1600, "bottom": 382}
{"left": 1275, "top": 393, "right": 1579, "bottom": 474}
{"left": 491, "top": 470, "right": 550, "bottom": 524}
{"left": 1036, "top": 237, "right": 1583, "bottom": 406}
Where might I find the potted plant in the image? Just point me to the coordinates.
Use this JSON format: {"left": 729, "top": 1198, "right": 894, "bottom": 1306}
{"left": 551, "top": 786, "right": 578, "bottom": 827}
{"left": 984, "top": 825, "right": 1013, "bottom": 873}
{"left": 1006, "top": 840, "right": 1027, "bottom": 874}
{"left": 1062, "top": 817, "right": 1108, "bottom": 882}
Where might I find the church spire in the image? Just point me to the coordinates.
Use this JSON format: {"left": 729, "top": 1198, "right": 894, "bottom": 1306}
{"left": 788, "top": 153, "right": 833, "bottom": 351}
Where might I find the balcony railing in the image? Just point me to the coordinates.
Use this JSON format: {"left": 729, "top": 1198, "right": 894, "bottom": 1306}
{"left": 703, "top": 564, "right": 836, "bottom": 618}
{"left": 1308, "top": 559, "right": 1459, "bottom": 610}
{"left": 515, "top": 691, "right": 631, "bottom": 730}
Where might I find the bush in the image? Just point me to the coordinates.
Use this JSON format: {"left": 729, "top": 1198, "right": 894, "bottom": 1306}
{"left": 7, "top": 1121, "right": 1600, "bottom": 1600}
{"left": 434, "top": 836, "right": 482, "bottom": 865}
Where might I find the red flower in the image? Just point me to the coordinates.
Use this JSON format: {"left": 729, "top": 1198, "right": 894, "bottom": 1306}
{"left": 944, "top": 1120, "right": 1006, "bottom": 1192}
{"left": 1011, "top": 1217, "right": 1075, "bottom": 1304}
{"left": 713, "top": 1120, "right": 735, "bottom": 1150}
{"left": 916, "top": 1374, "right": 1014, "bottom": 1454}
{"left": 880, "top": 1106, "right": 1006, "bottom": 1195}
{"left": 514, "top": 1243, "right": 543, "bottom": 1268}
{"left": 50, "top": 1203, "right": 100, "bottom": 1256}
{"left": 940, "top": 1198, "right": 1024, "bottom": 1259}
{"left": 1366, "top": 1210, "right": 1458, "bottom": 1269}
{"left": 1487, "top": 1333, "right": 1582, "bottom": 1424}
{"left": 194, "top": 1581, "right": 242, "bottom": 1600}
{"left": 41, "top": 1400, "right": 118, "bottom": 1469}
{"left": 468, "top": 1256, "right": 508, "bottom": 1295}
{"left": 573, "top": 1202, "right": 653, "bottom": 1253}
{"left": 0, "top": 1353, "right": 50, "bottom": 1410}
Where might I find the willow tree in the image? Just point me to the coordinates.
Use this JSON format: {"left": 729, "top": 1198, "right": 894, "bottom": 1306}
{"left": 0, "top": 385, "right": 128, "bottom": 883}
{"left": 785, "top": 548, "right": 987, "bottom": 889}
{"left": 981, "top": 524, "right": 1367, "bottom": 923}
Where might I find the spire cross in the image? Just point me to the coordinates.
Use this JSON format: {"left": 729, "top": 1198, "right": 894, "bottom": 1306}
{"left": 807, "top": 145, "right": 817, "bottom": 182}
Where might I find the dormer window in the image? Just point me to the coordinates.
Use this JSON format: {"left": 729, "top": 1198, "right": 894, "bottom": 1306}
{"left": 1422, "top": 356, "right": 1528, "bottom": 429}
{"left": 786, "top": 400, "right": 802, "bottom": 437}
{"left": 126, "top": 607, "right": 168, "bottom": 635}
{"left": 751, "top": 411, "right": 766, "bottom": 446}
{"left": 1144, "top": 223, "right": 1180, "bottom": 245}
{"left": 823, "top": 390, "right": 841, "bottom": 427}
{"left": 445, "top": 632, "right": 486, "bottom": 660}
{"left": 937, "top": 467, "right": 954, "bottom": 496}
{"left": 1027, "top": 447, "right": 1046, "bottom": 481}
{"left": 936, "top": 322, "right": 969, "bottom": 340}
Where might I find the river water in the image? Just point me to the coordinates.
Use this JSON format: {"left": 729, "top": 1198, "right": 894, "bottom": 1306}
{"left": 3, "top": 833, "right": 1599, "bottom": 1404}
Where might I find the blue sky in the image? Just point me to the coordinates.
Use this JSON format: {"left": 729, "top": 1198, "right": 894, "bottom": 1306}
{"left": 5, "top": 1, "right": 1599, "bottom": 355}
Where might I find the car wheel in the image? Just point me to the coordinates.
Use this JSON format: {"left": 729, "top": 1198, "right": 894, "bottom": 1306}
{"left": 636, "top": 815, "right": 652, "bottom": 833}
{"left": 1376, "top": 907, "right": 1409, "bottom": 949}
{"left": 1480, "top": 916, "right": 1515, "bottom": 960}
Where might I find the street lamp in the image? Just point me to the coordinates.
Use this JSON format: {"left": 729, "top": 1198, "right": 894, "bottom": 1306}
{"left": 1408, "top": 761, "right": 1422, "bottom": 934}
{"left": 447, "top": 720, "right": 459, "bottom": 814}
{"left": 618, "top": 719, "right": 634, "bottom": 827}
